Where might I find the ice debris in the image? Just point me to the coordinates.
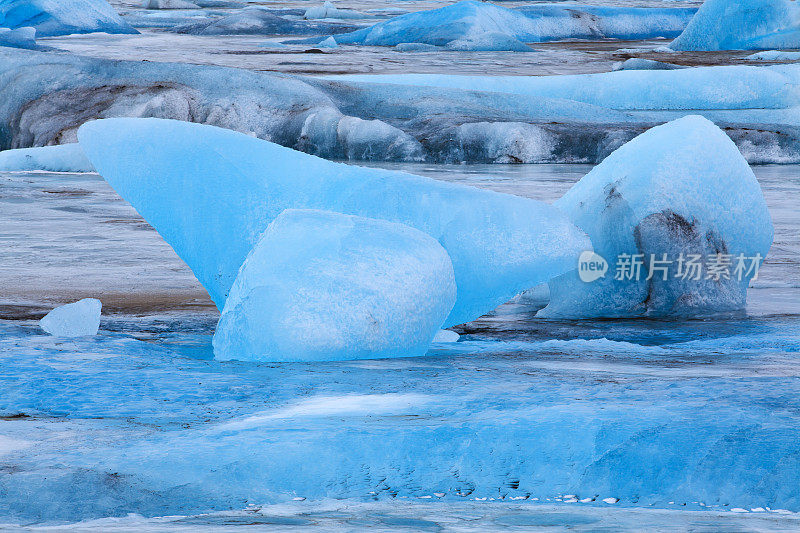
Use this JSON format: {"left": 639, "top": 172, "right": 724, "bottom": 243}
{"left": 39, "top": 298, "right": 102, "bottom": 337}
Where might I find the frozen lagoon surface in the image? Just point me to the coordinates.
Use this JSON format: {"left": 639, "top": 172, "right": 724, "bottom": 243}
{"left": 1, "top": 163, "right": 799, "bottom": 529}
{"left": 3, "top": 0, "right": 800, "bottom": 529}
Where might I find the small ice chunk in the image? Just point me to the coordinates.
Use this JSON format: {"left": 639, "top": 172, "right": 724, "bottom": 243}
{"left": 602, "top": 497, "right": 619, "bottom": 504}
{"left": 432, "top": 330, "right": 459, "bottom": 343}
{"left": 394, "top": 42, "right": 439, "bottom": 52}
{"left": 142, "top": 0, "right": 199, "bottom": 9}
{"left": 539, "top": 115, "right": 773, "bottom": 319}
{"left": 213, "top": 209, "right": 457, "bottom": 362}
{"left": 316, "top": 36, "right": 338, "bottom": 49}
{"left": 39, "top": 298, "right": 102, "bottom": 337}
{"left": 746, "top": 50, "right": 800, "bottom": 61}
{"left": 614, "top": 58, "right": 685, "bottom": 71}
{"left": 304, "top": 2, "right": 364, "bottom": 20}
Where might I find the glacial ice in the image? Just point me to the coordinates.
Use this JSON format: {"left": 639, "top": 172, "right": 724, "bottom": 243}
{"left": 3, "top": 48, "right": 799, "bottom": 165}
{"left": 0, "top": 0, "right": 137, "bottom": 37}
{"left": 331, "top": 1, "right": 695, "bottom": 48}
{"left": 330, "top": 65, "right": 800, "bottom": 163}
{"left": 77, "top": 117, "right": 589, "bottom": 327}
{"left": 0, "top": 26, "right": 36, "bottom": 49}
{"left": 174, "top": 7, "right": 358, "bottom": 35}
{"left": 538, "top": 116, "right": 774, "bottom": 319}
{"left": 213, "top": 209, "right": 456, "bottom": 362}
{"left": 614, "top": 58, "right": 685, "bottom": 71}
{"left": 747, "top": 50, "right": 800, "bottom": 61}
{"left": 143, "top": 0, "right": 200, "bottom": 9}
{"left": 670, "top": 0, "right": 800, "bottom": 51}
{"left": 304, "top": 2, "right": 365, "bottom": 21}
{"left": 38, "top": 298, "right": 102, "bottom": 337}
{"left": 0, "top": 144, "right": 93, "bottom": 172}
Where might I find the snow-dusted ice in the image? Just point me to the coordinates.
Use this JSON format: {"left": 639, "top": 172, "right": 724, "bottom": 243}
{"left": 0, "top": 0, "right": 137, "bottom": 36}
{"left": 213, "top": 209, "right": 456, "bottom": 362}
{"left": 38, "top": 298, "right": 101, "bottom": 337}
{"left": 670, "top": 0, "right": 800, "bottom": 51}
{"left": 539, "top": 116, "right": 773, "bottom": 319}
{"left": 77, "top": 117, "right": 589, "bottom": 328}
{"left": 0, "top": 144, "right": 93, "bottom": 172}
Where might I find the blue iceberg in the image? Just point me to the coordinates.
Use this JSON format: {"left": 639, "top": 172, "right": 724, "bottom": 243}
{"left": 77, "top": 117, "right": 589, "bottom": 328}
{"left": 0, "top": 0, "right": 137, "bottom": 36}
{"left": 331, "top": 1, "right": 695, "bottom": 49}
{"left": 539, "top": 116, "right": 774, "bottom": 319}
{"left": 213, "top": 209, "right": 456, "bottom": 362}
{"left": 174, "top": 7, "right": 359, "bottom": 35}
{"left": 670, "top": 0, "right": 800, "bottom": 51}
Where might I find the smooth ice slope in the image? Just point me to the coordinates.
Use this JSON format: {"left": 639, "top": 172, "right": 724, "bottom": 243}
{"left": 78, "top": 118, "right": 589, "bottom": 328}
{"left": 213, "top": 210, "right": 456, "bottom": 362}
{"left": 670, "top": 0, "right": 800, "bottom": 51}
{"left": 332, "top": 1, "right": 695, "bottom": 47}
{"left": 39, "top": 298, "right": 101, "bottom": 337}
{"left": 0, "top": 0, "right": 137, "bottom": 36}
{"left": 539, "top": 116, "right": 773, "bottom": 319}
{"left": 0, "top": 144, "right": 93, "bottom": 172}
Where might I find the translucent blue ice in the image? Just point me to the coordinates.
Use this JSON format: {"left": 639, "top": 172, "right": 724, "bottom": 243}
{"left": 214, "top": 209, "right": 456, "bottom": 362}
{"left": 77, "top": 117, "right": 589, "bottom": 327}
{"left": 539, "top": 116, "right": 774, "bottom": 318}
{"left": 0, "top": 26, "right": 35, "bottom": 48}
{"left": 0, "top": 144, "right": 93, "bottom": 172}
{"left": 0, "top": 0, "right": 137, "bottom": 36}
{"left": 670, "top": 0, "right": 800, "bottom": 51}
{"left": 331, "top": 1, "right": 695, "bottom": 48}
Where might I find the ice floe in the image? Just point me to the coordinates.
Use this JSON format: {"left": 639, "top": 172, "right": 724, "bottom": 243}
{"left": 39, "top": 298, "right": 102, "bottom": 337}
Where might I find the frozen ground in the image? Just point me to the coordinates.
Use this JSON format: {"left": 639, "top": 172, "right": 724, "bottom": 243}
{"left": 0, "top": 164, "right": 798, "bottom": 528}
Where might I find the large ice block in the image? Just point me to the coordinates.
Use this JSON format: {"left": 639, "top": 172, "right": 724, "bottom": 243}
{"left": 78, "top": 118, "right": 589, "bottom": 327}
{"left": 213, "top": 209, "right": 456, "bottom": 362}
{"left": 0, "top": 0, "right": 137, "bottom": 37}
{"left": 670, "top": 0, "right": 800, "bottom": 51}
{"left": 539, "top": 116, "right": 774, "bottom": 319}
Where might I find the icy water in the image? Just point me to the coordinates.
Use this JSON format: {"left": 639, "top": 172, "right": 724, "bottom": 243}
{"left": 1, "top": 164, "right": 799, "bottom": 529}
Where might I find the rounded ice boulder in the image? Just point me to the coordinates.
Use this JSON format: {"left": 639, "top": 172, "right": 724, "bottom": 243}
{"left": 39, "top": 298, "right": 102, "bottom": 337}
{"left": 539, "top": 115, "right": 773, "bottom": 319}
{"left": 213, "top": 209, "right": 457, "bottom": 362}
{"left": 670, "top": 0, "right": 800, "bottom": 51}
